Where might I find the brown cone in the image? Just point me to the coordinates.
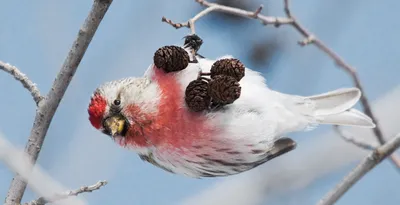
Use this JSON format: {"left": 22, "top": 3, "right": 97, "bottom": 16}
{"left": 210, "top": 58, "right": 245, "bottom": 81}
{"left": 185, "top": 79, "right": 211, "bottom": 112}
{"left": 208, "top": 75, "right": 241, "bottom": 104}
{"left": 153, "top": 46, "right": 190, "bottom": 73}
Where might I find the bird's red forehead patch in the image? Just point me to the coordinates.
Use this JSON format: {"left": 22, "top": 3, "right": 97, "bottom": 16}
{"left": 88, "top": 93, "right": 107, "bottom": 129}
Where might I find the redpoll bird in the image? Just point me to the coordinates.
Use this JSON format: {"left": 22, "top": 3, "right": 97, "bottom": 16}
{"left": 88, "top": 36, "right": 375, "bottom": 178}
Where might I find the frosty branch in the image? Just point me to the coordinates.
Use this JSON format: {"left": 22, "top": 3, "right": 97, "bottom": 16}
{"left": 0, "top": 61, "right": 43, "bottom": 105}
{"left": 2, "top": 0, "right": 114, "bottom": 204}
{"left": 318, "top": 133, "right": 400, "bottom": 205}
{"left": 23, "top": 181, "right": 107, "bottom": 205}
{"left": 161, "top": 0, "right": 400, "bottom": 169}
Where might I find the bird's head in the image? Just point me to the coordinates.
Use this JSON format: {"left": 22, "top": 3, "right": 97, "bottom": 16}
{"left": 88, "top": 77, "right": 160, "bottom": 138}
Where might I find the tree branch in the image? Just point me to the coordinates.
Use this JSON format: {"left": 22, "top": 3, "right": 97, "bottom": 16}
{"left": 23, "top": 181, "right": 107, "bottom": 205}
{"left": 0, "top": 133, "right": 88, "bottom": 205}
{"left": 333, "top": 126, "right": 400, "bottom": 170}
{"left": 162, "top": 0, "right": 400, "bottom": 170}
{"left": 0, "top": 61, "right": 43, "bottom": 105}
{"left": 281, "top": 0, "right": 400, "bottom": 168}
{"left": 333, "top": 125, "right": 376, "bottom": 151}
{"left": 281, "top": 0, "right": 391, "bottom": 154}
{"left": 162, "top": 1, "right": 293, "bottom": 35}
{"left": 4, "top": 0, "right": 114, "bottom": 204}
{"left": 317, "top": 133, "right": 400, "bottom": 205}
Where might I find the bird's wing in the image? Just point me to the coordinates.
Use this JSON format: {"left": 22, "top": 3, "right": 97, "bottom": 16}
{"left": 145, "top": 136, "right": 297, "bottom": 178}
{"left": 266, "top": 137, "right": 297, "bottom": 161}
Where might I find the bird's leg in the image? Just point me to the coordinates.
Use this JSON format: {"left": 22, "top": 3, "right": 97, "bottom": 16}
{"left": 184, "top": 34, "right": 203, "bottom": 53}
{"left": 197, "top": 70, "right": 212, "bottom": 81}
{"left": 183, "top": 34, "right": 204, "bottom": 63}
{"left": 199, "top": 72, "right": 211, "bottom": 76}
{"left": 209, "top": 100, "right": 226, "bottom": 111}
{"left": 197, "top": 76, "right": 211, "bottom": 82}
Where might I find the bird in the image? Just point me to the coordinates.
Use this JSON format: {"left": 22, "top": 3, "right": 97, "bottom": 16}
{"left": 87, "top": 35, "right": 375, "bottom": 178}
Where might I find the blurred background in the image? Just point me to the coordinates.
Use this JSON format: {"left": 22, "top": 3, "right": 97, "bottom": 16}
{"left": 1, "top": 0, "right": 400, "bottom": 204}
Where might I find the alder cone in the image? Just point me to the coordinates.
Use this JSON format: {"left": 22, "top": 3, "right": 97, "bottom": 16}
{"left": 208, "top": 75, "right": 241, "bottom": 104}
{"left": 153, "top": 46, "right": 190, "bottom": 73}
{"left": 210, "top": 58, "right": 245, "bottom": 81}
{"left": 185, "top": 79, "right": 211, "bottom": 112}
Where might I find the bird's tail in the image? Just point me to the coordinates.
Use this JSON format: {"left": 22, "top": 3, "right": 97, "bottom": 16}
{"left": 305, "top": 88, "right": 375, "bottom": 128}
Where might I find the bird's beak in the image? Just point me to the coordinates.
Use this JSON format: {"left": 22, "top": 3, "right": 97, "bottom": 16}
{"left": 103, "top": 115, "right": 128, "bottom": 137}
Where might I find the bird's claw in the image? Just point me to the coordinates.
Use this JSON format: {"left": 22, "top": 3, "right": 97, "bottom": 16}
{"left": 184, "top": 34, "right": 205, "bottom": 63}
{"left": 183, "top": 34, "right": 203, "bottom": 53}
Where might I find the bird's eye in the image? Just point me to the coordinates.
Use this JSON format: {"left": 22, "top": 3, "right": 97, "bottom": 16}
{"left": 113, "top": 99, "right": 121, "bottom": 106}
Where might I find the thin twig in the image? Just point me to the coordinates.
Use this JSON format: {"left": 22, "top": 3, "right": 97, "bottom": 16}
{"left": 0, "top": 61, "right": 43, "bottom": 105}
{"left": 251, "top": 4, "right": 264, "bottom": 18}
{"left": 163, "top": 6, "right": 219, "bottom": 34}
{"left": 333, "top": 125, "right": 376, "bottom": 151}
{"left": 290, "top": 0, "right": 400, "bottom": 168}
{"left": 334, "top": 126, "right": 400, "bottom": 170}
{"left": 162, "top": 1, "right": 293, "bottom": 35}
{"left": 162, "top": 0, "right": 400, "bottom": 169}
{"left": 317, "top": 133, "right": 400, "bottom": 205}
{"left": 4, "top": 0, "right": 114, "bottom": 204}
{"left": 282, "top": 0, "right": 390, "bottom": 152}
{"left": 23, "top": 181, "right": 108, "bottom": 205}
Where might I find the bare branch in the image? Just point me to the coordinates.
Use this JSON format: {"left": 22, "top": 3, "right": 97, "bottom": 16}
{"left": 317, "top": 133, "right": 400, "bottom": 205}
{"left": 23, "top": 181, "right": 108, "bottom": 205}
{"left": 281, "top": 0, "right": 392, "bottom": 164}
{"left": 4, "top": 0, "right": 114, "bottom": 204}
{"left": 0, "top": 133, "right": 87, "bottom": 205}
{"left": 0, "top": 61, "right": 43, "bottom": 105}
{"left": 283, "top": 0, "right": 292, "bottom": 18}
{"left": 163, "top": 6, "right": 219, "bottom": 34}
{"left": 334, "top": 126, "right": 376, "bottom": 150}
{"left": 162, "top": 0, "right": 293, "bottom": 34}
{"left": 334, "top": 126, "right": 400, "bottom": 169}
{"left": 162, "top": 16, "right": 189, "bottom": 29}
{"left": 298, "top": 35, "right": 316, "bottom": 46}
{"left": 251, "top": 4, "right": 264, "bottom": 18}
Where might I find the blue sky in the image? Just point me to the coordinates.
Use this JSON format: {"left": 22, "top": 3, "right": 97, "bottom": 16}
{"left": 1, "top": 0, "right": 400, "bottom": 204}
